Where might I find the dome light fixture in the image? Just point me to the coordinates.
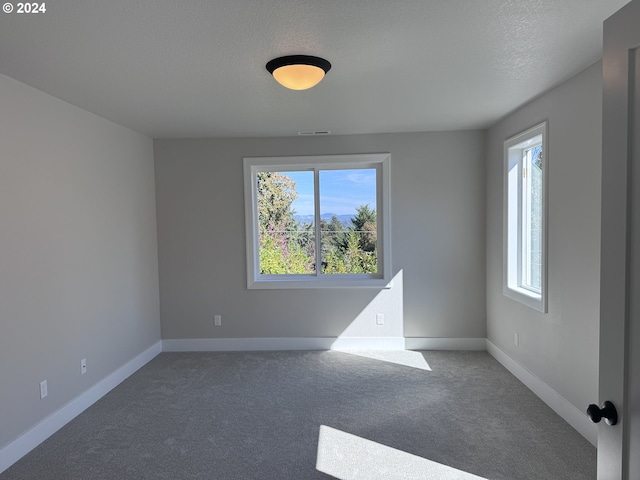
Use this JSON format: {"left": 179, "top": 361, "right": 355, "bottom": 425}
{"left": 266, "top": 55, "right": 331, "bottom": 90}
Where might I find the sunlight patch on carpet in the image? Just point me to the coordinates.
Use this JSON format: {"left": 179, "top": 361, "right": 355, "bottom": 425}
{"left": 334, "top": 350, "right": 431, "bottom": 371}
{"left": 316, "top": 425, "right": 487, "bottom": 480}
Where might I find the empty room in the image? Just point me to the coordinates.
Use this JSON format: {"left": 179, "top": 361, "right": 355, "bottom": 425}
{"left": 1, "top": 0, "right": 639, "bottom": 478}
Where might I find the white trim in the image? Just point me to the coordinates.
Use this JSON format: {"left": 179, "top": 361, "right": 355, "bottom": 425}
{"left": 162, "top": 337, "right": 406, "bottom": 352}
{"left": 163, "top": 337, "right": 333, "bottom": 352}
{"left": 404, "top": 337, "right": 487, "bottom": 351}
{"left": 0, "top": 341, "right": 162, "bottom": 474}
{"left": 331, "top": 337, "right": 406, "bottom": 351}
{"left": 163, "top": 337, "right": 484, "bottom": 352}
{"left": 485, "top": 340, "right": 597, "bottom": 446}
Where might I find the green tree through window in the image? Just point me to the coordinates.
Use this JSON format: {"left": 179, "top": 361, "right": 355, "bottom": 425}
{"left": 257, "top": 171, "right": 378, "bottom": 275}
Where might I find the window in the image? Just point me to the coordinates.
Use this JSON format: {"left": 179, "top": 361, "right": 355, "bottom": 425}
{"left": 244, "top": 154, "right": 391, "bottom": 289}
{"left": 503, "top": 122, "right": 548, "bottom": 312}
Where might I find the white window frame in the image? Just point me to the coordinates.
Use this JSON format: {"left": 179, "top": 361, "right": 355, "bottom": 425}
{"left": 243, "top": 153, "right": 391, "bottom": 289}
{"left": 503, "top": 122, "right": 548, "bottom": 312}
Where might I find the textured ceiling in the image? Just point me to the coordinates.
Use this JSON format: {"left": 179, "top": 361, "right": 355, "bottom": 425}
{"left": 0, "top": 0, "right": 629, "bottom": 138}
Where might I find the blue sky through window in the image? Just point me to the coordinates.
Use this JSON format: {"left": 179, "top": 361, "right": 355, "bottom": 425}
{"left": 285, "top": 169, "right": 376, "bottom": 216}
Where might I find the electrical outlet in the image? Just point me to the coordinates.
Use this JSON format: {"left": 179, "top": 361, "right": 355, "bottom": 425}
{"left": 40, "top": 380, "right": 48, "bottom": 399}
{"left": 214, "top": 315, "right": 222, "bottom": 326}
{"left": 81, "top": 358, "right": 87, "bottom": 375}
{"left": 376, "top": 313, "right": 384, "bottom": 325}
{"left": 514, "top": 333, "right": 519, "bottom": 347}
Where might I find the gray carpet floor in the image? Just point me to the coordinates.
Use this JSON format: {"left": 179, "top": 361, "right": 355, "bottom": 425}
{"left": 0, "top": 351, "right": 596, "bottom": 479}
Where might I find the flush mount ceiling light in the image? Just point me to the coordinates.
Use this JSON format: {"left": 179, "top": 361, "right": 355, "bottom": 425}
{"left": 266, "top": 55, "right": 331, "bottom": 90}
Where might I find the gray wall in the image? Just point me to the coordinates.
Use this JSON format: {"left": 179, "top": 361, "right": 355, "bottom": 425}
{"left": 0, "top": 74, "right": 161, "bottom": 448}
{"left": 154, "top": 131, "right": 486, "bottom": 341}
{"left": 486, "top": 62, "right": 602, "bottom": 410}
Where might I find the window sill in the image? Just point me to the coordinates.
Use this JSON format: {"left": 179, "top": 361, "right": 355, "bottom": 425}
{"left": 503, "top": 285, "right": 546, "bottom": 313}
{"left": 248, "top": 275, "right": 393, "bottom": 290}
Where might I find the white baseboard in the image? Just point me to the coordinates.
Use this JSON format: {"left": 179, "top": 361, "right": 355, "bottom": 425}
{"left": 0, "top": 341, "right": 162, "bottom": 474}
{"left": 405, "top": 337, "right": 487, "bottom": 350}
{"left": 162, "top": 337, "right": 333, "bottom": 351}
{"left": 162, "top": 337, "right": 407, "bottom": 352}
{"left": 331, "top": 337, "right": 406, "bottom": 350}
{"left": 485, "top": 340, "right": 597, "bottom": 446}
{"left": 162, "top": 337, "right": 489, "bottom": 353}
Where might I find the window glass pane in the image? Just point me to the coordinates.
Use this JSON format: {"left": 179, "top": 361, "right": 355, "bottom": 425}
{"left": 257, "top": 171, "right": 315, "bottom": 274}
{"left": 523, "top": 145, "right": 542, "bottom": 291}
{"left": 318, "top": 169, "right": 378, "bottom": 274}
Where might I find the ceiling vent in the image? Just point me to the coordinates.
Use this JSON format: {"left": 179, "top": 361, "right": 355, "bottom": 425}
{"left": 298, "top": 130, "right": 331, "bottom": 136}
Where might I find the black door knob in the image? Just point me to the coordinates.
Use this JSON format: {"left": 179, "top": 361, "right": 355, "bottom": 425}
{"left": 587, "top": 401, "right": 618, "bottom": 425}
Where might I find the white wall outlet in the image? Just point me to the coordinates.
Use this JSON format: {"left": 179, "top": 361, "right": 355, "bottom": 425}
{"left": 40, "top": 380, "right": 48, "bottom": 399}
{"left": 81, "top": 358, "right": 87, "bottom": 374}
{"left": 376, "top": 313, "right": 384, "bottom": 325}
{"left": 514, "top": 333, "right": 519, "bottom": 347}
{"left": 214, "top": 315, "right": 222, "bottom": 326}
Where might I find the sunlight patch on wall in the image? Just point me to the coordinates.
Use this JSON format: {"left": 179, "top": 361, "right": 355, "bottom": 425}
{"left": 316, "top": 425, "right": 487, "bottom": 480}
{"left": 330, "top": 270, "right": 404, "bottom": 343}
{"left": 327, "top": 270, "right": 429, "bottom": 370}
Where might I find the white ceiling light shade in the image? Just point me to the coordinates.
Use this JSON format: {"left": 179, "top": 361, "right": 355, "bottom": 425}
{"left": 266, "top": 55, "right": 332, "bottom": 90}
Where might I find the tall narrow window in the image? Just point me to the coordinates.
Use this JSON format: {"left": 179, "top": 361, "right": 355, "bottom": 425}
{"left": 504, "top": 123, "right": 547, "bottom": 312}
{"left": 244, "top": 154, "right": 391, "bottom": 289}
